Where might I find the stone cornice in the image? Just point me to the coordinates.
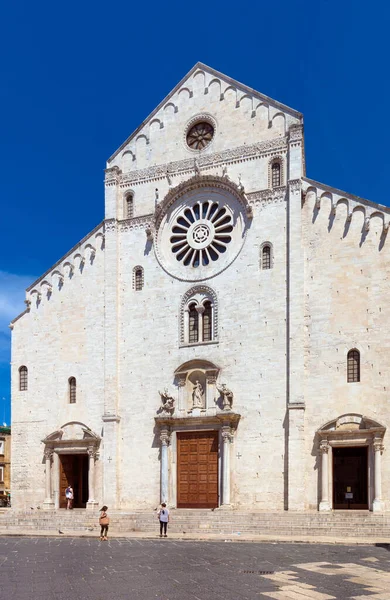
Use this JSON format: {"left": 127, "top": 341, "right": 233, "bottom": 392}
{"left": 105, "top": 138, "right": 288, "bottom": 187}
{"left": 155, "top": 411, "right": 241, "bottom": 429}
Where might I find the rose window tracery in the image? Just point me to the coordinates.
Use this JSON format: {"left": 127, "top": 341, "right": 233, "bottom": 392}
{"left": 170, "top": 201, "right": 233, "bottom": 267}
{"left": 186, "top": 122, "right": 214, "bottom": 150}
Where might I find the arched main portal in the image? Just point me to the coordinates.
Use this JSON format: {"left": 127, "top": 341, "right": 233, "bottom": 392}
{"left": 155, "top": 360, "right": 240, "bottom": 509}
{"left": 42, "top": 422, "right": 101, "bottom": 510}
{"left": 317, "top": 414, "right": 386, "bottom": 512}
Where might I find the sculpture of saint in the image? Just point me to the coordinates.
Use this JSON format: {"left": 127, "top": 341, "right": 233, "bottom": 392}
{"left": 192, "top": 380, "right": 204, "bottom": 409}
{"left": 217, "top": 383, "right": 234, "bottom": 410}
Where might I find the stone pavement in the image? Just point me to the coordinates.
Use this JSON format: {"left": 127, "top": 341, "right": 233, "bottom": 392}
{"left": 1, "top": 537, "right": 390, "bottom": 600}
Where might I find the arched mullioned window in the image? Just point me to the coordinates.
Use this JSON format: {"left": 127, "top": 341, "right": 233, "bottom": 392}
{"left": 125, "top": 193, "right": 134, "bottom": 219}
{"left": 19, "top": 366, "right": 28, "bottom": 391}
{"left": 203, "top": 301, "right": 212, "bottom": 342}
{"left": 260, "top": 243, "right": 273, "bottom": 270}
{"left": 188, "top": 303, "right": 199, "bottom": 343}
{"left": 269, "top": 158, "right": 283, "bottom": 189}
{"left": 69, "top": 377, "right": 76, "bottom": 403}
{"left": 180, "top": 286, "right": 218, "bottom": 345}
{"left": 133, "top": 266, "right": 144, "bottom": 291}
{"left": 347, "top": 350, "right": 360, "bottom": 383}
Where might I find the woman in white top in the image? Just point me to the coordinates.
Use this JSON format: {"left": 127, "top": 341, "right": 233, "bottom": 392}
{"left": 158, "top": 503, "right": 169, "bottom": 537}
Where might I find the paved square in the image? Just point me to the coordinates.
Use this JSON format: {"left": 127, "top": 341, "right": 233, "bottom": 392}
{"left": 1, "top": 538, "right": 390, "bottom": 600}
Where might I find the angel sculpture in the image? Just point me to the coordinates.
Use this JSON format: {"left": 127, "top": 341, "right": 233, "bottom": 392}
{"left": 217, "top": 383, "right": 234, "bottom": 410}
{"left": 158, "top": 388, "right": 175, "bottom": 413}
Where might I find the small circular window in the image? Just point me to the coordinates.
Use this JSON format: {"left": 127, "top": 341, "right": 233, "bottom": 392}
{"left": 170, "top": 201, "right": 233, "bottom": 267}
{"left": 186, "top": 121, "right": 214, "bottom": 150}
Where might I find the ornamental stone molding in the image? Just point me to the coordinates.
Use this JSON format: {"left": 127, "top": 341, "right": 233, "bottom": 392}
{"left": 184, "top": 113, "right": 217, "bottom": 153}
{"left": 119, "top": 214, "right": 154, "bottom": 232}
{"left": 303, "top": 178, "right": 390, "bottom": 236}
{"left": 247, "top": 187, "right": 287, "bottom": 206}
{"left": 154, "top": 174, "right": 251, "bottom": 227}
{"left": 288, "top": 179, "right": 302, "bottom": 193}
{"left": 179, "top": 284, "right": 219, "bottom": 344}
{"left": 108, "top": 138, "right": 288, "bottom": 187}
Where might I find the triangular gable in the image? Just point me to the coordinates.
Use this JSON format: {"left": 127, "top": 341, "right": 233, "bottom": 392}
{"left": 107, "top": 62, "right": 302, "bottom": 164}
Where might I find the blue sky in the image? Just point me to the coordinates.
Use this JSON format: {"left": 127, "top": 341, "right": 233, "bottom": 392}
{"left": 0, "top": 0, "right": 389, "bottom": 424}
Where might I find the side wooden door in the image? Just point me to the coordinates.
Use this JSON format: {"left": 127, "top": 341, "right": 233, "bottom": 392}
{"left": 59, "top": 455, "right": 74, "bottom": 508}
{"left": 177, "top": 431, "right": 218, "bottom": 508}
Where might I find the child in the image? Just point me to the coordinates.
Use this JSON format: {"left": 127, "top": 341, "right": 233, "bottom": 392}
{"left": 99, "top": 505, "right": 110, "bottom": 541}
{"left": 157, "top": 503, "right": 169, "bottom": 538}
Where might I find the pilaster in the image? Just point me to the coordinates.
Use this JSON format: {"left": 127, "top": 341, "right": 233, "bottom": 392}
{"left": 103, "top": 214, "right": 121, "bottom": 508}
{"left": 286, "top": 124, "right": 305, "bottom": 511}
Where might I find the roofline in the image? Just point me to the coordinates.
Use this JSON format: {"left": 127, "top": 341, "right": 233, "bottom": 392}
{"left": 303, "top": 177, "right": 390, "bottom": 214}
{"left": 107, "top": 62, "right": 303, "bottom": 163}
{"left": 26, "top": 221, "right": 104, "bottom": 292}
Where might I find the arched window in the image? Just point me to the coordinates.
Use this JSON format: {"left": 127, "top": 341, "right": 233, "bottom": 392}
{"left": 133, "top": 266, "right": 144, "bottom": 290}
{"left": 347, "top": 350, "right": 360, "bottom": 383}
{"left": 69, "top": 377, "right": 77, "bottom": 403}
{"left": 262, "top": 245, "right": 271, "bottom": 269}
{"left": 188, "top": 303, "right": 198, "bottom": 343}
{"left": 203, "top": 301, "right": 212, "bottom": 342}
{"left": 19, "top": 366, "right": 28, "bottom": 391}
{"left": 269, "top": 158, "right": 283, "bottom": 189}
{"left": 260, "top": 243, "right": 273, "bottom": 270}
{"left": 126, "top": 193, "right": 134, "bottom": 219}
{"left": 272, "top": 162, "right": 281, "bottom": 187}
{"left": 181, "top": 286, "right": 218, "bottom": 346}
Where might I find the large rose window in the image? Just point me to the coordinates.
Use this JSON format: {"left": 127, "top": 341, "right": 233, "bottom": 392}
{"left": 170, "top": 201, "right": 233, "bottom": 267}
{"left": 155, "top": 184, "right": 248, "bottom": 282}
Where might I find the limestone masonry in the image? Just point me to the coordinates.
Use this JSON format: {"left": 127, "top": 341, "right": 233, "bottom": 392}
{"left": 10, "top": 63, "right": 390, "bottom": 513}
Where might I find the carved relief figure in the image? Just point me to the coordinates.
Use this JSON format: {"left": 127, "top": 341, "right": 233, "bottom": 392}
{"left": 158, "top": 388, "right": 175, "bottom": 413}
{"left": 192, "top": 380, "right": 204, "bottom": 408}
{"left": 217, "top": 383, "right": 234, "bottom": 410}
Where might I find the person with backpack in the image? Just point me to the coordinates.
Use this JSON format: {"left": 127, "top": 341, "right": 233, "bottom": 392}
{"left": 157, "top": 503, "right": 169, "bottom": 537}
{"left": 99, "top": 505, "right": 110, "bottom": 541}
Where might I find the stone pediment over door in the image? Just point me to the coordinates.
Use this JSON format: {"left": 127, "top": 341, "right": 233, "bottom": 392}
{"left": 42, "top": 421, "right": 101, "bottom": 455}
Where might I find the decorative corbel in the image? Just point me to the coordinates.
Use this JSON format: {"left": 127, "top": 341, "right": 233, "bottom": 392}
{"left": 364, "top": 217, "right": 370, "bottom": 232}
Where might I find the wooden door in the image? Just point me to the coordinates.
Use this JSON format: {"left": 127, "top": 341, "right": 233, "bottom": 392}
{"left": 177, "top": 431, "right": 219, "bottom": 508}
{"left": 59, "top": 454, "right": 88, "bottom": 508}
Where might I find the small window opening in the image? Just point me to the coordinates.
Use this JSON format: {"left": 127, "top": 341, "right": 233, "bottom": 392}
{"left": 347, "top": 350, "right": 360, "bottom": 383}
{"left": 69, "top": 377, "right": 77, "bottom": 403}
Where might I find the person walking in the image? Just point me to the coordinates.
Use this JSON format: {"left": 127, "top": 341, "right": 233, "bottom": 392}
{"left": 65, "top": 485, "right": 74, "bottom": 510}
{"left": 99, "top": 505, "right": 110, "bottom": 541}
{"left": 158, "top": 503, "right": 169, "bottom": 538}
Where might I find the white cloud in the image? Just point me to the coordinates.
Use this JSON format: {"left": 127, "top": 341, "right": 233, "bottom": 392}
{"left": 0, "top": 271, "right": 36, "bottom": 363}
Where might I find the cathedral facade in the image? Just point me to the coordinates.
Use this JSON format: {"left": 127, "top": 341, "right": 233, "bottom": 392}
{"left": 11, "top": 63, "right": 390, "bottom": 512}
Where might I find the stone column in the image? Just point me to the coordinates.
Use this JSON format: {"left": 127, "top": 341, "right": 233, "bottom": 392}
{"left": 43, "top": 449, "right": 55, "bottom": 509}
{"left": 53, "top": 452, "right": 60, "bottom": 509}
{"left": 221, "top": 426, "right": 233, "bottom": 506}
{"left": 87, "top": 448, "right": 99, "bottom": 509}
{"left": 196, "top": 305, "right": 205, "bottom": 343}
{"left": 160, "top": 429, "right": 170, "bottom": 504}
{"left": 205, "top": 370, "right": 217, "bottom": 412}
{"left": 319, "top": 441, "right": 331, "bottom": 511}
{"left": 183, "top": 308, "right": 189, "bottom": 343}
{"left": 177, "top": 374, "right": 187, "bottom": 412}
{"left": 373, "top": 439, "right": 384, "bottom": 512}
